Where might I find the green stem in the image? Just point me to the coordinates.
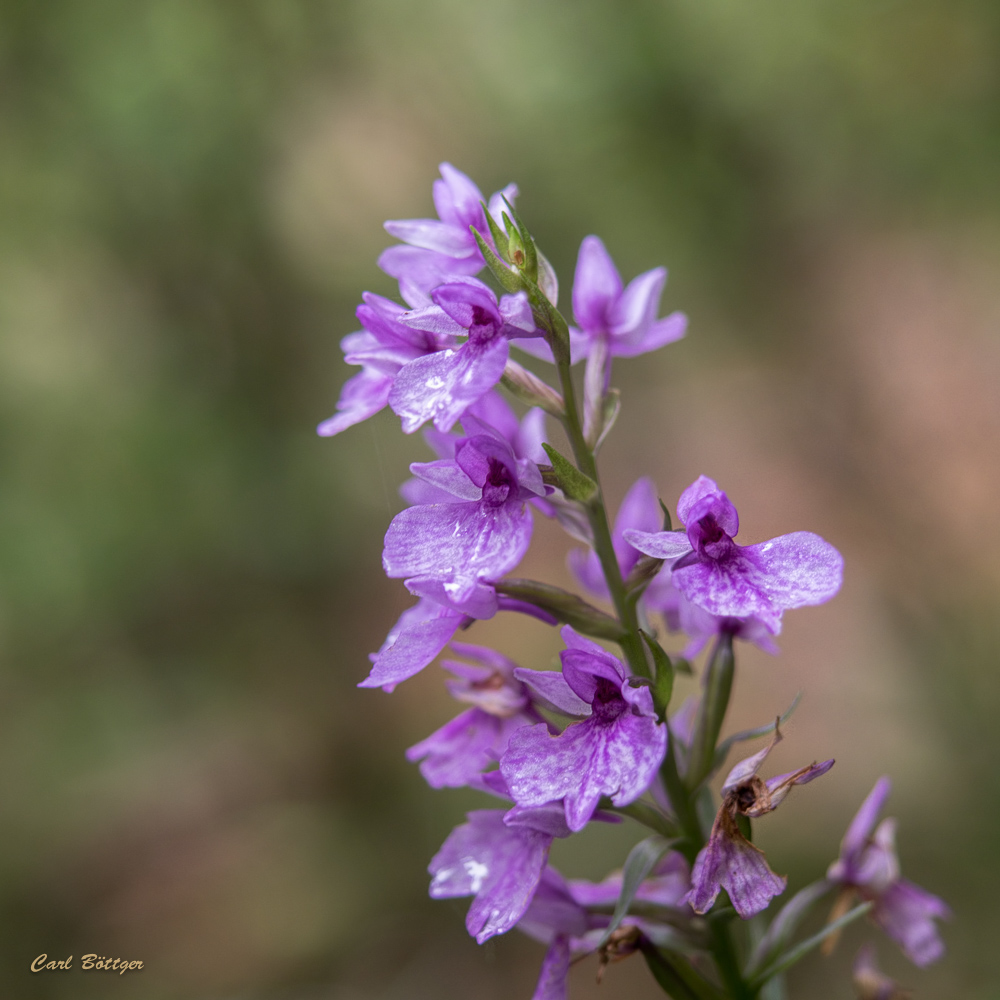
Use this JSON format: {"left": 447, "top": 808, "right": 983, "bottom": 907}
{"left": 686, "top": 633, "right": 735, "bottom": 789}
{"left": 552, "top": 352, "right": 649, "bottom": 677}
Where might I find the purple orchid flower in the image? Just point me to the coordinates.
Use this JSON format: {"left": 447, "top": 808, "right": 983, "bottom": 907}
{"left": 388, "top": 278, "right": 540, "bottom": 433}
{"left": 428, "top": 809, "right": 555, "bottom": 944}
{"left": 400, "top": 391, "right": 547, "bottom": 506}
{"left": 517, "top": 857, "right": 693, "bottom": 1000}
{"left": 382, "top": 413, "right": 547, "bottom": 620}
{"left": 568, "top": 476, "right": 673, "bottom": 607}
{"left": 317, "top": 291, "right": 460, "bottom": 437}
{"left": 571, "top": 235, "right": 687, "bottom": 359}
{"left": 406, "top": 644, "right": 550, "bottom": 789}
{"left": 499, "top": 627, "right": 668, "bottom": 832}
{"left": 827, "top": 777, "right": 950, "bottom": 966}
{"left": 624, "top": 475, "right": 844, "bottom": 632}
{"left": 379, "top": 163, "right": 518, "bottom": 293}
{"left": 685, "top": 726, "right": 834, "bottom": 918}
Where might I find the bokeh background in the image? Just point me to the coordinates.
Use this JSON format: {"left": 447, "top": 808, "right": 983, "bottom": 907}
{"left": 2, "top": 1, "right": 999, "bottom": 997}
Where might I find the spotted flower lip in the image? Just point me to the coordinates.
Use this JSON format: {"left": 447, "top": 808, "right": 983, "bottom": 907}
{"left": 828, "top": 777, "right": 951, "bottom": 966}
{"left": 685, "top": 725, "right": 834, "bottom": 918}
{"left": 499, "top": 627, "right": 668, "bottom": 833}
{"left": 382, "top": 415, "right": 546, "bottom": 615}
{"left": 624, "top": 475, "right": 844, "bottom": 631}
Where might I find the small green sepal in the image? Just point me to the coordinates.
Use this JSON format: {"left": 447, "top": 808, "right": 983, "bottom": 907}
{"left": 470, "top": 227, "right": 522, "bottom": 293}
{"left": 658, "top": 498, "right": 673, "bottom": 531}
{"left": 640, "top": 629, "right": 675, "bottom": 719}
{"left": 541, "top": 443, "right": 598, "bottom": 503}
{"left": 480, "top": 202, "right": 510, "bottom": 262}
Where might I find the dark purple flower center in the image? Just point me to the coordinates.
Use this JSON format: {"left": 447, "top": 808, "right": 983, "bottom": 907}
{"left": 591, "top": 677, "right": 627, "bottom": 723}
{"left": 482, "top": 457, "right": 514, "bottom": 506}
{"left": 691, "top": 514, "right": 736, "bottom": 561}
{"left": 468, "top": 305, "right": 499, "bottom": 345}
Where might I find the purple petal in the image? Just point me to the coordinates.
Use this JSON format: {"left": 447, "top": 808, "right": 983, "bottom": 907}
{"left": 466, "top": 391, "right": 520, "bottom": 444}
{"left": 383, "top": 218, "right": 477, "bottom": 257}
{"left": 685, "top": 824, "right": 786, "bottom": 918}
{"left": 519, "top": 869, "right": 589, "bottom": 942}
{"left": 384, "top": 499, "right": 533, "bottom": 599}
{"left": 514, "top": 668, "right": 591, "bottom": 717}
{"left": 360, "top": 600, "right": 463, "bottom": 690}
{"left": 842, "top": 776, "right": 893, "bottom": 862}
{"left": 572, "top": 236, "right": 622, "bottom": 332}
{"left": 722, "top": 731, "right": 784, "bottom": 794}
{"left": 501, "top": 712, "right": 668, "bottom": 832}
{"left": 431, "top": 279, "right": 501, "bottom": 331}
{"left": 567, "top": 547, "right": 607, "bottom": 599}
{"left": 559, "top": 648, "right": 626, "bottom": 704}
{"left": 673, "top": 531, "right": 842, "bottom": 631}
{"left": 407, "top": 708, "right": 527, "bottom": 788}
{"left": 607, "top": 266, "right": 666, "bottom": 340}
{"left": 499, "top": 291, "right": 537, "bottom": 335}
{"left": 428, "top": 810, "right": 551, "bottom": 943}
{"left": 317, "top": 368, "right": 393, "bottom": 437}
{"left": 516, "top": 408, "right": 549, "bottom": 465}
{"left": 610, "top": 312, "right": 688, "bottom": 357}
{"left": 569, "top": 852, "right": 691, "bottom": 908}
{"left": 406, "top": 576, "right": 499, "bottom": 619}
{"left": 378, "top": 244, "right": 481, "bottom": 296}
{"left": 764, "top": 759, "right": 836, "bottom": 810}
{"left": 398, "top": 303, "right": 468, "bottom": 338}
{"left": 676, "top": 476, "right": 726, "bottom": 527}
{"left": 486, "top": 183, "right": 519, "bottom": 226}
{"left": 388, "top": 338, "right": 510, "bottom": 433}
{"left": 532, "top": 935, "right": 571, "bottom": 1000}
{"left": 874, "top": 879, "right": 951, "bottom": 966}
{"left": 505, "top": 802, "right": 573, "bottom": 839}
{"left": 623, "top": 528, "right": 694, "bottom": 561}
{"left": 409, "top": 459, "right": 482, "bottom": 500}
{"left": 433, "top": 163, "right": 486, "bottom": 228}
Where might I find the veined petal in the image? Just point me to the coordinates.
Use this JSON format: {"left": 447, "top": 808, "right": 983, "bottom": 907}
{"left": 874, "top": 879, "right": 951, "bottom": 967}
{"left": 501, "top": 712, "right": 668, "bottom": 833}
{"left": 607, "top": 266, "right": 666, "bottom": 339}
{"left": 384, "top": 499, "right": 533, "bottom": 591}
{"left": 317, "top": 368, "right": 392, "bottom": 437}
{"left": 572, "top": 236, "right": 622, "bottom": 332}
{"left": 685, "top": 820, "right": 786, "bottom": 918}
{"left": 389, "top": 338, "right": 510, "bottom": 433}
{"left": 407, "top": 708, "right": 527, "bottom": 788}
{"left": 531, "top": 935, "right": 571, "bottom": 1000}
{"left": 409, "top": 459, "right": 482, "bottom": 500}
{"left": 384, "top": 218, "right": 477, "bottom": 257}
{"left": 623, "top": 529, "right": 694, "bottom": 560}
{"left": 514, "top": 668, "right": 591, "bottom": 717}
{"left": 610, "top": 311, "right": 688, "bottom": 357}
{"left": 428, "top": 810, "right": 552, "bottom": 943}
{"left": 434, "top": 162, "right": 486, "bottom": 228}
{"left": 359, "top": 601, "right": 463, "bottom": 690}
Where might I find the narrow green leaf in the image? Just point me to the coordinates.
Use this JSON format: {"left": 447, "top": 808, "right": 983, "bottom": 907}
{"left": 640, "top": 629, "right": 674, "bottom": 719}
{"left": 470, "top": 227, "right": 521, "bottom": 293}
{"left": 638, "top": 939, "right": 727, "bottom": 1000}
{"left": 658, "top": 498, "right": 673, "bottom": 531}
{"left": 748, "top": 902, "right": 873, "bottom": 991}
{"left": 600, "top": 799, "right": 679, "bottom": 838}
{"left": 480, "top": 202, "right": 509, "bottom": 261}
{"left": 745, "top": 880, "right": 834, "bottom": 977}
{"left": 541, "top": 443, "right": 598, "bottom": 503}
{"left": 598, "top": 835, "right": 677, "bottom": 948}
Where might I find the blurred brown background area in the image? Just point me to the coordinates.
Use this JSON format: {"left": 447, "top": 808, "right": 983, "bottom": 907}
{"left": 0, "top": 0, "right": 998, "bottom": 997}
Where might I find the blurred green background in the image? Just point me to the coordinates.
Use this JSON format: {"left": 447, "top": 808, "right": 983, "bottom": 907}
{"left": 1, "top": 0, "right": 998, "bottom": 996}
